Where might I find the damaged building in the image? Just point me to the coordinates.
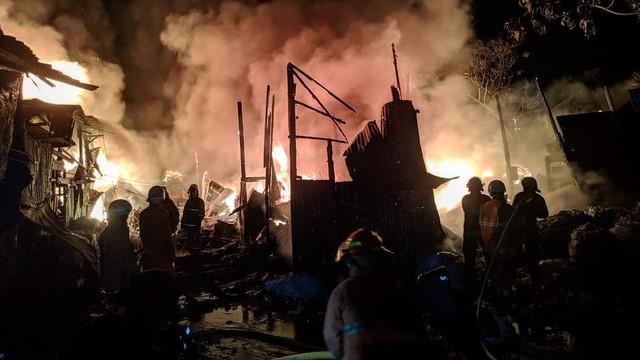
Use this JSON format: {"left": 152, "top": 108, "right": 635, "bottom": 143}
{"left": 0, "top": 31, "right": 100, "bottom": 296}
{"left": 284, "top": 63, "right": 454, "bottom": 272}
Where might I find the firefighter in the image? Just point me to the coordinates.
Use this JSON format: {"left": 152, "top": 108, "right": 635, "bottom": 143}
{"left": 139, "top": 186, "right": 176, "bottom": 278}
{"left": 323, "top": 228, "right": 445, "bottom": 359}
{"left": 160, "top": 186, "right": 180, "bottom": 236}
{"left": 479, "top": 180, "right": 524, "bottom": 329}
{"left": 181, "top": 184, "right": 205, "bottom": 256}
{"left": 461, "top": 176, "right": 491, "bottom": 292}
{"left": 512, "top": 176, "right": 549, "bottom": 285}
{"left": 98, "top": 199, "right": 138, "bottom": 295}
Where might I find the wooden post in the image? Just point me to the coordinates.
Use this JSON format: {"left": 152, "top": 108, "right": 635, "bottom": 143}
{"left": 392, "top": 43, "right": 402, "bottom": 100}
{"left": 76, "top": 119, "right": 84, "bottom": 217}
{"left": 536, "top": 78, "right": 568, "bottom": 161}
{"left": 495, "top": 94, "right": 514, "bottom": 197}
{"left": 326, "top": 140, "right": 335, "bottom": 183}
{"left": 263, "top": 86, "right": 274, "bottom": 243}
{"left": 604, "top": 85, "right": 615, "bottom": 111}
{"left": 535, "top": 78, "right": 578, "bottom": 188}
{"left": 237, "top": 101, "right": 247, "bottom": 244}
{"left": 287, "top": 63, "right": 298, "bottom": 267}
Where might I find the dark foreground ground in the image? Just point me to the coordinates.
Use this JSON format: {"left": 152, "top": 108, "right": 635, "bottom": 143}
{"left": 1, "top": 203, "right": 640, "bottom": 359}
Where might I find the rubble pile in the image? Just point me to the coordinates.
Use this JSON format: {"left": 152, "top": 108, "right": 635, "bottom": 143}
{"left": 2, "top": 202, "right": 640, "bottom": 359}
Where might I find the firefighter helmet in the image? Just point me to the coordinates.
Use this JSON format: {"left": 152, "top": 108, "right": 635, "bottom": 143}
{"left": 487, "top": 180, "right": 506, "bottom": 194}
{"left": 147, "top": 185, "right": 165, "bottom": 204}
{"left": 521, "top": 176, "right": 541, "bottom": 192}
{"left": 466, "top": 177, "right": 484, "bottom": 190}
{"left": 107, "top": 199, "right": 132, "bottom": 218}
{"left": 335, "top": 228, "right": 393, "bottom": 262}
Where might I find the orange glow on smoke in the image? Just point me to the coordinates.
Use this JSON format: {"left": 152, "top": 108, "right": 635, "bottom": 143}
{"left": 428, "top": 159, "right": 494, "bottom": 213}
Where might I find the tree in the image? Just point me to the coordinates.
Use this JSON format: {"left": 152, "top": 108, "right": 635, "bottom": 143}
{"left": 507, "top": 0, "right": 640, "bottom": 39}
{"left": 464, "top": 36, "right": 523, "bottom": 194}
{"left": 464, "top": 37, "right": 520, "bottom": 109}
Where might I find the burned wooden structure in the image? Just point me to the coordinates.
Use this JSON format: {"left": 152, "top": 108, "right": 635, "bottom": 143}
{"left": 286, "top": 63, "right": 451, "bottom": 271}
{"left": 235, "top": 83, "right": 285, "bottom": 246}
{"left": 550, "top": 88, "right": 640, "bottom": 206}
{"left": 0, "top": 30, "right": 100, "bottom": 295}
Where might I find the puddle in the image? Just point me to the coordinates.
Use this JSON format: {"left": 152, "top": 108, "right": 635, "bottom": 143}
{"left": 190, "top": 305, "right": 296, "bottom": 336}
{"left": 184, "top": 305, "right": 327, "bottom": 359}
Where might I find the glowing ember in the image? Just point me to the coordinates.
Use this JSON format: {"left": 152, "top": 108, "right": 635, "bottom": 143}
{"left": 22, "top": 61, "right": 90, "bottom": 104}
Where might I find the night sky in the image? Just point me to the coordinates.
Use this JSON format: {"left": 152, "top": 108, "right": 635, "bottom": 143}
{"left": 471, "top": 0, "right": 640, "bottom": 86}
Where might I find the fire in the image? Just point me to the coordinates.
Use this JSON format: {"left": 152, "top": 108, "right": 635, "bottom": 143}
{"left": 272, "top": 144, "right": 290, "bottom": 202}
{"left": 93, "top": 152, "right": 123, "bottom": 191}
{"left": 428, "top": 159, "right": 494, "bottom": 213}
{"left": 90, "top": 196, "right": 106, "bottom": 221}
{"left": 224, "top": 192, "right": 237, "bottom": 213}
{"left": 90, "top": 152, "right": 131, "bottom": 221}
{"left": 22, "top": 61, "right": 90, "bottom": 104}
{"left": 269, "top": 144, "right": 494, "bottom": 214}
{"left": 63, "top": 150, "right": 79, "bottom": 171}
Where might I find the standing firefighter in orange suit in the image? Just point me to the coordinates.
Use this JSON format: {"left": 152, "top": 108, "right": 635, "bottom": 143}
{"left": 139, "top": 185, "right": 176, "bottom": 278}
{"left": 461, "top": 176, "right": 491, "bottom": 291}
{"left": 479, "top": 180, "right": 523, "bottom": 315}
{"left": 181, "top": 184, "right": 205, "bottom": 256}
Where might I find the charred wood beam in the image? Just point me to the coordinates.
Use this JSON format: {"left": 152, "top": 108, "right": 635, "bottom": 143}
{"left": 296, "top": 135, "right": 347, "bottom": 144}
{"left": 288, "top": 63, "right": 356, "bottom": 113}
{"left": 294, "top": 100, "right": 345, "bottom": 124}
{"left": 291, "top": 71, "right": 348, "bottom": 142}
{"left": 244, "top": 176, "right": 266, "bottom": 182}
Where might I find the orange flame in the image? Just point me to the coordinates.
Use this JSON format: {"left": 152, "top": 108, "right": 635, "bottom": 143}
{"left": 272, "top": 144, "right": 290, "bottom": 202}
{"left": 429, "top": 159, "right": 495, "bottom": 213}
{"left": 22, "top": 61, "right": 90, "bottom": 104}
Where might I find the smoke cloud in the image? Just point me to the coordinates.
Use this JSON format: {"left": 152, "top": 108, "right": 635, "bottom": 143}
{"left": 3, "top": 0, "right": 631, "bottom": 230}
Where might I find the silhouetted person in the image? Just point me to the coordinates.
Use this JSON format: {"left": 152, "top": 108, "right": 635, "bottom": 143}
{"left": 512, "top": 176, "right": 548, "bottom": 285}
{"left": 181, "top": 184, "right": 205, "bottom": 257}
{"left": 461, "top": 176, "right": 491, "bottom": 291}
{"left": 98, "top": 199, "right": 138, "bottom": 295}
{"left": 323, "top": 228, "right": 446, "bottom": 359}
{"left": 0, "top": 150, "right": 32, "bottom": 296}
{"left": 139, "top": 186, "right": 176, "bottom": 278}
{"left": 160, "top": 186, "right": 180, "bottom": 237}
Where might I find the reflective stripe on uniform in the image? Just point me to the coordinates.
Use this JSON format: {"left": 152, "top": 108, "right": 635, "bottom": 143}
{"left": 479, "top": 220, "right": 505, "bottom": 228}
{"left": 343, "top": 323, "right": 363, "bottom": 336}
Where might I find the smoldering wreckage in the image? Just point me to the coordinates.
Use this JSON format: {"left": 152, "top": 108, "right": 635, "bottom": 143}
{"left": 2, "top": 33, "right": 640, "bottom": 360}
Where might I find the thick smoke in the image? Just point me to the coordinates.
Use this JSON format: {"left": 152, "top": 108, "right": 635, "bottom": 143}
{"left": 1, "top": 0, "right": 476, "bottom": 192}
{"left": 3, "top": 0, "right": 631, "bottom": 228}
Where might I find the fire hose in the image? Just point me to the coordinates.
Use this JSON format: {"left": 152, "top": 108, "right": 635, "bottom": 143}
{"left": 475, "top": 196, "right": 533, "bottom": 360}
